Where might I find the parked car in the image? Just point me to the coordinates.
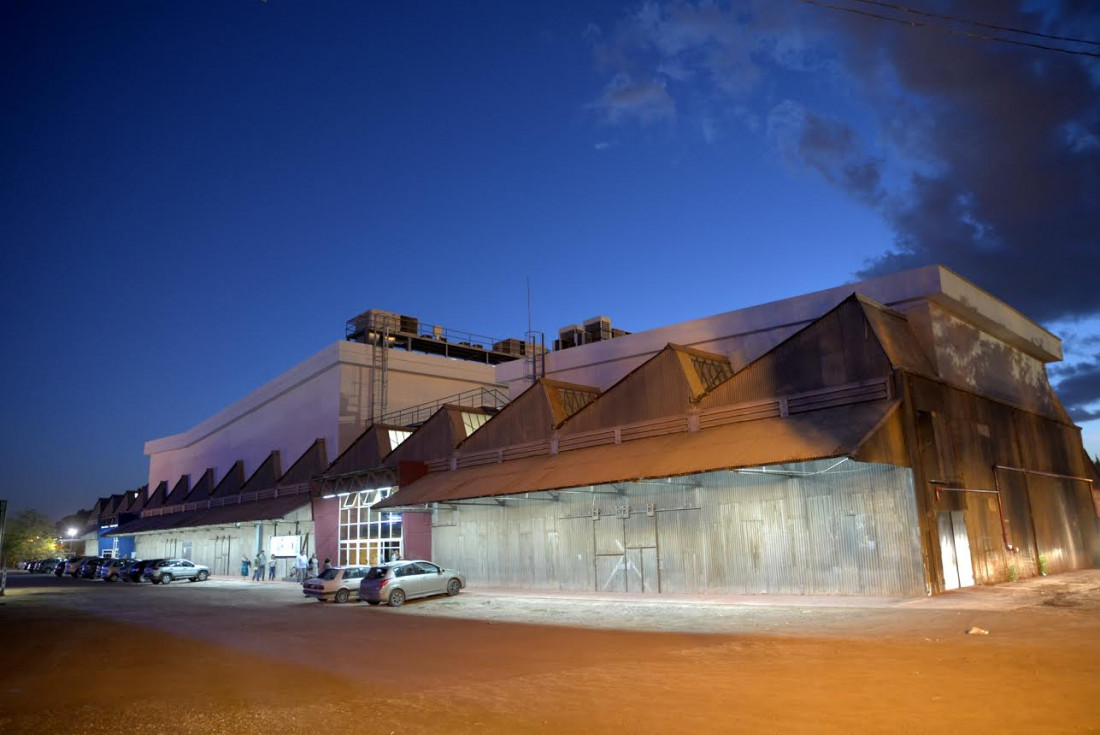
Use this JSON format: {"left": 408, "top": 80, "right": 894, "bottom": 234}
{"left": 143, "top": 559, "right": 210, "bottom": 585}
{"left": 65, "top": 556, "right": 90, "bottom": 577}
{"left": 124, "top": 559, "right": 157, "bottom": 583}
{"left": 78, "top": 557, "right": 106, "bottom": 579}
{"left": 358, "top": 560, "right": 466, "bottom": 607}
{"left": 38, "top": 558, "right": 64, "bottom": 574}
{"left": 56, "top": 557, "right": 77, "bottom": 577}
{"left": 99, "top": 558, "right": 135, "bottom": 582}
{"left": 302, "top": 566, "right": 368, "bottom": 603}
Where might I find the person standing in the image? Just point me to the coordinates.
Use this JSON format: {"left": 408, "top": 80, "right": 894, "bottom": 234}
{"left": 268, "top": 554, "right": 277, "bottom": 581}
{"left": 322, "top": 557, "right": 332, "bottom": 573}
{"left": 307, "top": 554, "right": 317, "bottom": 579}
{"left": 296, "top": 551, "right": 308, "bottom": 583}
{"left": 253, "top": 550, "right": 265, "bottom": 582}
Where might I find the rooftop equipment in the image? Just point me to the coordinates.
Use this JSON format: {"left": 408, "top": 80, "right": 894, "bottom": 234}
{"left": 554, "top": 316, "right": 630, "bottom": 351}
{"left": 345, "top": 309, "right": 529, "bottom": 420}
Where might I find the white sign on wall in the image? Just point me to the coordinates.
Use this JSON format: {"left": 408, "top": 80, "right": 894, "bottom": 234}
{"left": 269, "top": 535, "right": 302, "bottom": 558}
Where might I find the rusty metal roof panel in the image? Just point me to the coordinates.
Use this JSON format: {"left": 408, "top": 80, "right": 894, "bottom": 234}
{"left": 560, "top": 345, "right": 724, "bottom": 436}
{"left": 376, "top": 400, "right": 898, "bottom": 509}
{"left": 102, "top": 494, "right": 125, "bottom": 517}
{"left": 108, "top": 495, "right": 311, "bottom": 536}
{"left": 457, "top": 381, "right": 555, "bottom": 454}
{"left": 855, "top": 295, "right": 937, "bottom": 376}
{"left": 164, "top": 475, "right": 192, "bottom": 506}
{"left": 241, "top": 450, "right": 282, "bottom": 493}
{"left": 279, "top": 439, "right": 328, "bottom": 486}
{"left": 210, "top": 460, "right": 246, "bottom": 499}
{"left": 700, "top": 295, "right": 894, "bottom": 410}
{"left": 118, "top": 486, "right": 147, "bottom": 513}
{"left": 142, "top": 481, "right": 170, "bottom": 510}
{"left": 385, "top": 405, "right": 498, "bottom": 466}
{"left": 326, "top": 423, "right": 411, "bottom": 476}
{"left": 188, "top": 469, "right": 215, "bottom": 500}
{"left": 459, "top": 379, "right": 599, "bottom": 454}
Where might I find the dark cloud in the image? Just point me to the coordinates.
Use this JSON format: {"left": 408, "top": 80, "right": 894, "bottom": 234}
{"left": 825, "top": 1, "right": 1100, "bottom": 322}
{"left": 769, "top": 102, "right": 885, "bottom": 206}
{"left": 1051, "top": 357, "right": 1100, "bottom": 421}
{"left": 588, "top": 1, "right": 1100, "bottom": 323}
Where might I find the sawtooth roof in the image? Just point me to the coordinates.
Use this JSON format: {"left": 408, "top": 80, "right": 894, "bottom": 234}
{"left": 375, "top": 400, "right": 899, "bottom": 508}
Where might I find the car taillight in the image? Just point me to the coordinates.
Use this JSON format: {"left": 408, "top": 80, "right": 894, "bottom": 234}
{"left": 378, "top": 578, "right": 389, "bottom": 588}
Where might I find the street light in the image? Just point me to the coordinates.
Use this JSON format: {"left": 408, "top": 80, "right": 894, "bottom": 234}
{"left": 66, "top": 527, "right": 77, "bottom": 537}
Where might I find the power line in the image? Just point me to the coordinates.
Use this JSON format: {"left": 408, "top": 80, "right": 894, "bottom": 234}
{"left": 851, "top": 0, "right": 1100, "bottom": 48}
{"left": 792, "top": 0, "right": 1100, "bottom": 59}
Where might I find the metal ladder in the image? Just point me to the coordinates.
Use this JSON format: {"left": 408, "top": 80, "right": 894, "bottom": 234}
{"left": 371, "top": 321, "right": 390, "bottom": 422}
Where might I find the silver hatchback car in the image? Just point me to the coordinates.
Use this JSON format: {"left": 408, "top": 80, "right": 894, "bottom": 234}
{"left": 358, "top": 560, "right": 466, "bottom": 607}
{"left": 144, "top": 558, "right": 210, "bottom": 584}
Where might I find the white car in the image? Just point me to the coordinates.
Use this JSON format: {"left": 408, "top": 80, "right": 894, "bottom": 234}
{"left": 302, "top": 566, "right": 368, "bottom": 603}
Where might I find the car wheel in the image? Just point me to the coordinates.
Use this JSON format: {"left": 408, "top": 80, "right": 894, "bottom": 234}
{"left": 446, "top": 578, "right": 461, "bottom": 597}
{"left": 335, "top": 588, "right": 350, "bottom": 604}
{"left": 161, "top": 574, "right": 172, "bottom": 585}
{"left": 196, "top": 570, "right": 209, "bottom": 582}
{"left": 388, "top": 588, "right": 406, "bottom": 608}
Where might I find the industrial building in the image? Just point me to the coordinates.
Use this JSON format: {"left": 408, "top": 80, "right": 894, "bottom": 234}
{"left": 97, "top": 265, "right": 1098, "bottom": 597}
{"left": 105, "top": 311, "right": 520, "bottom": 572}
{"left": 367, "top": 265, "right": 1099, "bottom": 597}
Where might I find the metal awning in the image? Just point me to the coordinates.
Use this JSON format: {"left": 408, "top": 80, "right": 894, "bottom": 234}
{"left": 375, "top": 400, "right": 900, "bottom": 509}
{"left": 106, "top": 495, "right": 311, "bottom": 536}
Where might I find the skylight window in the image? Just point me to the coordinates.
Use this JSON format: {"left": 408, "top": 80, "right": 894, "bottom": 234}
{"left": 388, "top": 429, "right": 412, "bottom": 451}
{"left": 690, "top": 355, "right": 733, "bottom": 392}
{"left": 461, "top": 412, "right": 490, "bottom": 436}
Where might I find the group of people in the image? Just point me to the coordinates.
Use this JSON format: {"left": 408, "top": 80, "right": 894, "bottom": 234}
{"left": 294, "top": 552, "right": 325, "bottom": 582}
{"left": 241, "top": 551, "right": 332, "bottom": 582}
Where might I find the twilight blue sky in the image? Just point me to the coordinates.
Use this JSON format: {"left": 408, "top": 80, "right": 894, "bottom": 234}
{"left": 2, "top": 1, "right": 1098, "bottom": 519}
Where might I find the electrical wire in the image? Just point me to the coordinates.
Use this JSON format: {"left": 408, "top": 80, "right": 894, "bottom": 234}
{"left": 850, "top": 0, "right": 1100, "bottom": 47}
{"left": 792, "top": 0, "right": 1100, "bottom": 59}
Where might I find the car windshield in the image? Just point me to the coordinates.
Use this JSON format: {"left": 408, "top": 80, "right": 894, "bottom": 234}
{"left": 319, "top": 568, "right": 340, "bottom": 580}
{"left": 365, "top": 567, "right": 389, "bottom": 580}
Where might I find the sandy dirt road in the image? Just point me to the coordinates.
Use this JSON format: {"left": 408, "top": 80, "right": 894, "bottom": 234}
{"left": 1, "top": 571, "right": 1098, "bottom": 733}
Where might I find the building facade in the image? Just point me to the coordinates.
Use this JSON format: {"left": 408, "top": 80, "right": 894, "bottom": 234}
{"left": 108, "top": 334, "right": 507, "bottom": 571}
{"left": 373, "top": 267, "right": 1099, "bottom": 597}
{"left": 94, "top": 266, "right": 1097, "bottom": 597}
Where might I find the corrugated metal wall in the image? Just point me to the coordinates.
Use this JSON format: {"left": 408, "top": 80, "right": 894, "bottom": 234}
{"left": 432, "top": 459, "right": 925, "bottom": 597}
{"left": 561, "top": 348, "right": 695, "bottom": 435}
{"left": 460, "top": 385, "right": 554, "bottom": 452}
{"left": 700, "top": 298, "right": 894, "bottom": 409}
{"left": 131, "top": 505, "right": 314, "bottom": 577}
{"left": 907, "top": 374, "right": 1100, "bottom": 589}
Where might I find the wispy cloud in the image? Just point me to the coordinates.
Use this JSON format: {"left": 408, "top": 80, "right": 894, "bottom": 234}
{"left": 589, "top": 74, "right": 675, "bottom": 125}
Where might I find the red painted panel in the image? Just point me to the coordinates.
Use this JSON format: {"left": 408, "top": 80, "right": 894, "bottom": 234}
{"left": 312, "top": 496, "right": 339, "bottom": 566}
{"left": 402, "top": 511, "right": 432, "bottom": 561}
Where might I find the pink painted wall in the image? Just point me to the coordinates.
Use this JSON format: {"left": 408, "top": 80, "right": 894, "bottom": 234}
{"left": 403, "top": 511, "right": 432, "bottom": 561}
{"left": 312, "top": 496, "right": 339, "bottom": 566}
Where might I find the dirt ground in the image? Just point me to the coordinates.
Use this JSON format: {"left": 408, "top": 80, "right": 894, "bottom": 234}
{"left": 1, "top": 570, "right": 1098, "bottom": 733}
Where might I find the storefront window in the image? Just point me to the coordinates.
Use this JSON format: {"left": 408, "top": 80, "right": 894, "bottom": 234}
{"left": 337, "top": 488, "right": 402, "bottom": 567}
